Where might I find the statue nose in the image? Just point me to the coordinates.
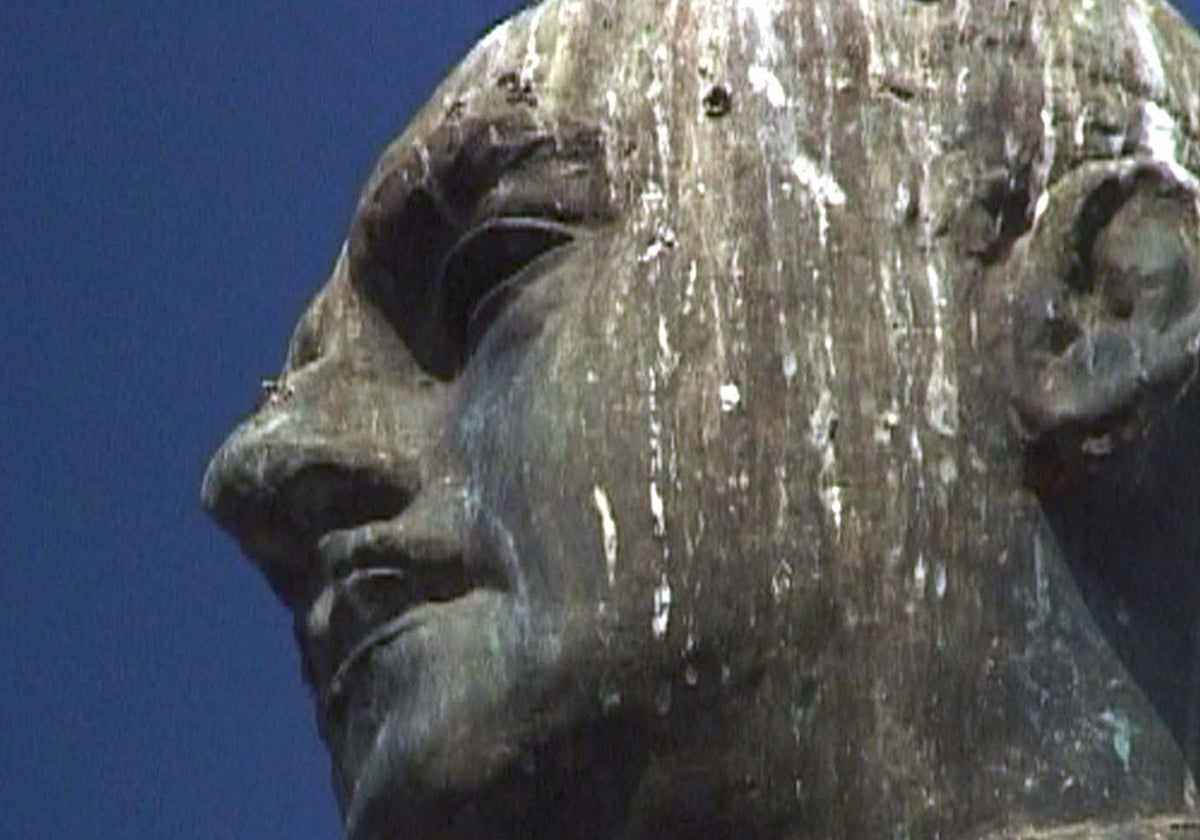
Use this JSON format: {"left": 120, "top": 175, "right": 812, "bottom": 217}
{"left": 201, "top": 381, "right": 424, "bottom": 605}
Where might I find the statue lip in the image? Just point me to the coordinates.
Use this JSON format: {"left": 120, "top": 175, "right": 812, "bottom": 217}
{"left": 307, "top": 483, "right": 507, "bottom": 720}
{"left": 314, "top": 553, "right": 504, "bottom": 715}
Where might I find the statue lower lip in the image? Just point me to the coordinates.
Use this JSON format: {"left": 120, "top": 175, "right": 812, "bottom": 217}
{"left": 316, "top": 562, "right": 500, "bottom": 716}
{"left": 321, "top": 602, "right": 433, "bottom": 711}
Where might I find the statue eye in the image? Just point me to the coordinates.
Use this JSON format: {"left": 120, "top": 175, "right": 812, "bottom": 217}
{"left": 436, "top": 217, "right": 574, "bottom": 369}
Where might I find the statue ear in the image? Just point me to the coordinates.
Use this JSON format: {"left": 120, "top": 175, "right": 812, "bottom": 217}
{"left": 1002, "top": 159, "right": 1200, "bottom": 489}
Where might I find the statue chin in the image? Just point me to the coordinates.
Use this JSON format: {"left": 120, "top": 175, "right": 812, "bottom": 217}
{"left": 333, "top": 592, "right": 530, "bottom": 840}
{"left": 333, "top": 593, "right": 659, "bottom": 840}
{"left": 323, "top": 594, "right": 507, "bottom": 810}
{"left": 202, "top": 0, "right": 1200, "bottom": 836}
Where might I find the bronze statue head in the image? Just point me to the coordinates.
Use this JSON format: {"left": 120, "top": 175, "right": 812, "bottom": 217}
{"left": 204, "top": 1, "right": 1200, "bottom": 837}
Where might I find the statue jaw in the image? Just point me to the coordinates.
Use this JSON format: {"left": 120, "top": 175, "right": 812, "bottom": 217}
{"left": 330, "top": 590, "right": 534, "bottom": 839}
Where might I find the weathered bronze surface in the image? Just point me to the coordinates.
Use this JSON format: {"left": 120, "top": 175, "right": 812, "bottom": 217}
{"left": 203, "top": 0, "right": 1200, "bottom": 837}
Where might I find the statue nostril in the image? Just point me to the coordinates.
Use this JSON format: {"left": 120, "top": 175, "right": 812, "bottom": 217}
{"left": 278, "top": 464, "right": 415, "bottom": 541}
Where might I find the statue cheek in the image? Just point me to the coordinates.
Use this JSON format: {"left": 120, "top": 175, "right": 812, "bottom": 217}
{"left": 999, "top": 160, "right": 1200, "bottom": 490}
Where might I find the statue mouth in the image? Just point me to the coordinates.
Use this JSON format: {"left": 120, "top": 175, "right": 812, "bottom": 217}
{"left": 308, "top": 512, "right": 509, "bottom": 717}
{"left": 302, "top": 504, "right": 530, "bottom": 833}
{"left": 313, "top": 551, "right": 504, "bottom": 715}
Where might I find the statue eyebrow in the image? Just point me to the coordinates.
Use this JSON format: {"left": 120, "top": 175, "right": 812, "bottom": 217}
{"left": 358, "top": 114, "right": 612, "bottom": 244}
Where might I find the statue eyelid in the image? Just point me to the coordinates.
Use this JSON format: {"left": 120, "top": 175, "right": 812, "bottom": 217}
{"left": 435, "top": 215, "right": 576, "bottom": 367}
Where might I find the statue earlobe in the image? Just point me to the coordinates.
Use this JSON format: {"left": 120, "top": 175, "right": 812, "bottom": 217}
{"left": 999, "top": 159, "right": 1200, "bottom": 491}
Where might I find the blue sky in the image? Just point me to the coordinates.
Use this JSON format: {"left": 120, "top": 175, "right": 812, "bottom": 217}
{"left": 1, "top": 3, "right": 523, "bottom": 838}
{"left": 4, "top": 2, "right": 1200, "bottom": 839}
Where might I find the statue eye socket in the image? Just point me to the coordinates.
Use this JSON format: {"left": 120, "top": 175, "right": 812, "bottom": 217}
{"left": 436, "top": 217, "right": 574, "bottom": 369}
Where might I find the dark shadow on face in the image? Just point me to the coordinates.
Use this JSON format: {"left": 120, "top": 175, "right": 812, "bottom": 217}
{"left": 343, "top": 711, "right": 653, "bottom": 840}
{"left": 1037, "top": 390, "right": 1200, "bottom": 774}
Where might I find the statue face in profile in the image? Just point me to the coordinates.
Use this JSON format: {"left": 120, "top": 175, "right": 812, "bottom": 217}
{"left": 204, "top": 1, "right": 1200, "bottom": 838}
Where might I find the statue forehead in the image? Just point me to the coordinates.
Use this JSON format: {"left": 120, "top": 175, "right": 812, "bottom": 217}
{"left": 318, "top": 0, "right": 1200, "bottom": 393}
{"left": 378, "top": 0, "right": 1200, "bottom": 174}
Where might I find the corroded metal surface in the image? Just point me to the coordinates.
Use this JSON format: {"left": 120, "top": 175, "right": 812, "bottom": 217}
{"left": 978, "top": 815, "right": 1200, "bottom": 839}
{"left": 203, "top": 1, "right": 1200, "bottom": 838}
